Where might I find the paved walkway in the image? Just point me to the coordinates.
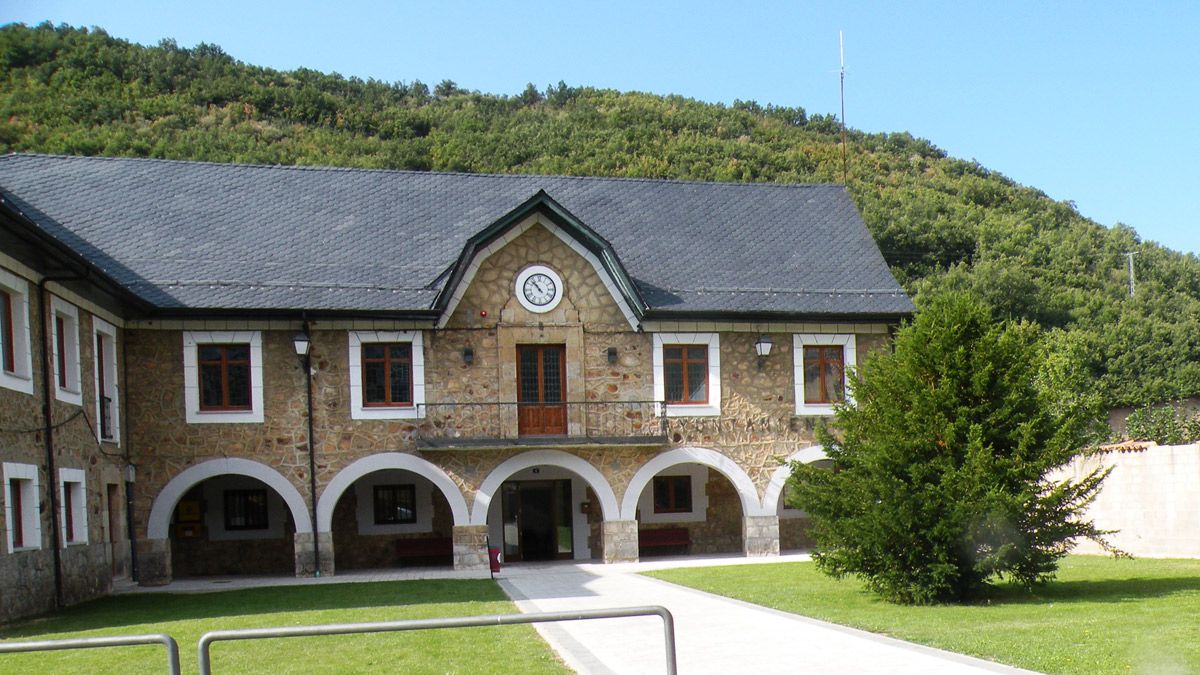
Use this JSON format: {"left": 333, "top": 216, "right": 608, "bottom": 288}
{"left": 498, "top": 555, "right": 1036, "bottom": 675}
{"left": 119, "top": 554, "right": 1037, "bottom": 674}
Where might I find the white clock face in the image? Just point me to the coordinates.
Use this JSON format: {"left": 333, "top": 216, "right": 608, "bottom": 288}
{"left": 523, "top": 273, "right": 557, "bottom": 306}
{"left": 515, "top": 265, "right": 564, "bottom": 313}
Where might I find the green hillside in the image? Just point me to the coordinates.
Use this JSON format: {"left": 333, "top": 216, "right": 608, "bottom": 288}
{"left": 2, "top": 22, "right": 1199, "bottom": 410}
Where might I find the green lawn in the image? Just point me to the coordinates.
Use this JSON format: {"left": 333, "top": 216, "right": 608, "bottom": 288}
{"left": 0, "top": 579, "right": 567, "bottom": 674}
{"left": 647, "top": 556, "right": 1200, "bottom": 674}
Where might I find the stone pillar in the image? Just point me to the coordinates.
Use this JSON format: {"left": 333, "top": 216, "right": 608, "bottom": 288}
{"left": 602, "top": 520, "right": 639, "bottom": 563}
{"left": 453, "top": 525, "right": 489, "bottom": 571}
{"left": 136, "top": 538, "right": 172, "bottom": 586}
{"left": 294, "top": 532, "right": 335, "bottom": 577}
{"left": 743, "top": 515, "right": 781, "bottom": 557}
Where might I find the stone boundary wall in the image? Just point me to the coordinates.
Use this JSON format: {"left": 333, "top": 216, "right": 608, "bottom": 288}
{"left": 1051, "top": 443, "right": 1200, "bottom": 558}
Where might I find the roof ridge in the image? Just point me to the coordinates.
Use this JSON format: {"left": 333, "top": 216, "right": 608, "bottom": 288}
{"left": 0, "top": 152, "right": 847, "bottom": 190}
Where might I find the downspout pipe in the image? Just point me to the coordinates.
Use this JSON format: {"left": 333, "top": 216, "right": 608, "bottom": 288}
{"left": 301, "top": 320, "right": 321, "bottom": 576}
{"left": 38, "top": 273, "right": 82, "bottom": 609}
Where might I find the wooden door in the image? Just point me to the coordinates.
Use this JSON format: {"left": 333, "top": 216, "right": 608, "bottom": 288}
{"left": 517, "top": 345, "right": 566, "bottom": 436}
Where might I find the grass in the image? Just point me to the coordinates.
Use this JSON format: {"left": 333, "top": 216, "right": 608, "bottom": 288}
{"left": 0, "top": 579, "right": 567, "bottom": 674}
{"left": 646, "top": 556, "right": 1200, "bottom": 674}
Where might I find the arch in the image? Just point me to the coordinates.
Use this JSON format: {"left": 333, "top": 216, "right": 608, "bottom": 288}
{"left": 621, "top": 447, "right": 765, "bottom": 520}
{"left": 470, "top": 450, "right": 619, "bottom": 525}
{"left": 762, "top": 445, "right": 829, "bottom": 516}
{"left": 316, "top": 452, "right": 470, "bottom": 532}
{"left": 147, "top": 458, "right": 312, "bottom": 539}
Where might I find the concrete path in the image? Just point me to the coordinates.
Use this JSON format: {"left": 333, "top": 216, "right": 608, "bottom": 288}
{"left": 498, "top": 554, "right": 1037, "bottom": 675}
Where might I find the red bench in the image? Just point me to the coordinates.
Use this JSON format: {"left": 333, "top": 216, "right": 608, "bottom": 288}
{"left": 396, "top": 537, "right": 453, "bottom": 565}
{"left": 638, "top": 527, "right": 689, "bottom": 556}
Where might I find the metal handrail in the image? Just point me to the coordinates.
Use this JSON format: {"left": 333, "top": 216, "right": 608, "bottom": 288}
{"left": 0, "top": 633, "right": 180, "bottom": 675}
{"left": 198, "top": 605, "right": 676, "bottom": 675}
{"left": 415, "top": 400, "right": 669, "bottom": 442}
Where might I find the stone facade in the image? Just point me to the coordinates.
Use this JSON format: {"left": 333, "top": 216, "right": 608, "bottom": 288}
{"left": 0, "top": 259, "right": 132, "bottom": 624}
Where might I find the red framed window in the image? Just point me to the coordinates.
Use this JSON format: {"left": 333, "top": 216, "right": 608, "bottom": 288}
{"left": 223, "top": 489, "right": 268, "bottom": 530}
{"left": 9, "top": 478, "right": 23, "bottom": 548}
{"left": 55, "top": 315, "right": 67, "bottom": 389}
{"left": 198, "top": 344, "right": 252, "bottom": 411}
{"left": 803, "top": 346, "right": 846, "bottom": 404}
{"left": 653, "top": 475, "right": 693, "bottom": 514}
{"left": 63, "top": 483, "right": 75, "bottom": 543}
{"left": 663, "top": 345, "right": 707, "bottom": 404}
{"left": 362, "top": 343, "right": 413, "bottom": 406}
{"left": 373, "top": 484, "right": 417, "bottom": 524}
{"left": 0, "top": 290, "right": 14, "bottom": 374}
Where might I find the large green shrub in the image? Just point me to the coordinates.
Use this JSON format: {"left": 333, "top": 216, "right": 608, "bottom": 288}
{"left": 789, "top": 292, "right": 1114, "bottom": 604}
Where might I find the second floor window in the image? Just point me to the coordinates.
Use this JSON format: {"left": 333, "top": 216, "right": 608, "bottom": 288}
{"left": 362, "top": 343, "right": 413, "bottom": 407}
{"left": 803, "top": 346, "right": 846, "bottom": 404}
{"left": 0, "top": 289, "right": 13, "bottom": 374}
{"left": 663, "top": 346, "right": 708, "bottom": 404}
{"left": 198, "top": 344, "right": 252, "bottom": 411}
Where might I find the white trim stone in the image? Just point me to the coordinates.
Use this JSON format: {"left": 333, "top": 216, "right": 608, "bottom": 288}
{"left": 0, "top": 268, "right": 34, "bottom": 395}
{"left": 92, "top": 317, "right": 120, "bottom": 445}
{"left": 3, "top": 462, "right": 40, "bottom": 552}
{"left": 793, "top": 333, "right": 857, "bottom": 416}
{"left": 763, "top": 445, "right": 830, "bottom": 518}
{"left": 49, "top": 296, "right": 82, "bottom": 406}
{"left": 182, "top": 331, "right": 264, "bottom": 424}
{"left": 470, "top": 450, "right": 619, "bottom": 525}
{"left": 58, "top": 467, "right": 87, "bottom": 546}
{"left": 621, "top": 447, "right": 765, "bottom": 519}
{"left": 652, "top": 333, "right": 721, "bottom": 417}
{"left": 347, "top": 331, "right": 426, "bottom": 420}
{"left": 316, "top": 452, "right": 470, "bottom": 532}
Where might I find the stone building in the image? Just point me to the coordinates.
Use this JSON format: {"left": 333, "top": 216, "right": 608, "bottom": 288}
{"left": 0, "top": 154, "right": 912, "bottom": 623}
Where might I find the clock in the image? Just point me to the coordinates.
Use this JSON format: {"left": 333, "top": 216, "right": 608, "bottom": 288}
{"left": 515, "top": 265, "right": 564, "bottom": 313}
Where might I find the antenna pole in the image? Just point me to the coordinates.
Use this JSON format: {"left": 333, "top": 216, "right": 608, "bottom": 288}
{"left": 839, "top": 30, "right": 848, "bottom": 184}
{"left": 1124, "top": 251, "right": 1138, "bottom": 297}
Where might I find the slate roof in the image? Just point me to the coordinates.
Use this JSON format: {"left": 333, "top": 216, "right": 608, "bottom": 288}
{"left": 0, "top": 153, "right": 913, "bottom": 318}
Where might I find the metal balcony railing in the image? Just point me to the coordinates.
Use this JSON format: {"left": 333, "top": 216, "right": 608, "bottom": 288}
{"left": 415, "top": 400, "right": 667, "bottom": 449}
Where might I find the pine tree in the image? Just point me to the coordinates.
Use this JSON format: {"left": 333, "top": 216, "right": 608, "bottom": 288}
{"left": 789, "top": 292, "right": 1116, "bottom": 604}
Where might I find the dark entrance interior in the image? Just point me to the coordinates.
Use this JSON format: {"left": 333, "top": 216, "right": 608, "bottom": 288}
{"left": 501, "top": 479, "right": 573, "bottom": 562}
{"left": 517, "top": 344, "right": 566, "bottom": 436}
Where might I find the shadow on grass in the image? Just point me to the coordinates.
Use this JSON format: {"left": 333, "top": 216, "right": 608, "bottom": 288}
{"left": 3, "top": 579, "right": 509, "bottom": 639}
{"left": 981, "top": 574, "right": 1200, "bottom": 606}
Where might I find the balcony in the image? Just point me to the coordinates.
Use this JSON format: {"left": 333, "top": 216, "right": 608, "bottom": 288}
{"left": 99, "top": 395, "right": 114, "bottom": 441}
{"left": 415, "top": 400, "right": 667, "bottom": 450}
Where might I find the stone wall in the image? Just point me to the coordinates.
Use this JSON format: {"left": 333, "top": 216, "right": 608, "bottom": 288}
{"left": 0, "top": 264, "right": 131, "bottom": 624}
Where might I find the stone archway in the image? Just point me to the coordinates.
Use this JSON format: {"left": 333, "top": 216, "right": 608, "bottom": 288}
{"left": 140, "top": 458, "right": 313, "bottom": 585}
{"left": 620, "top": 446, "right": 764, "bottom": 520}
{"left": 470, "top": 450, "right": 619, "bottom": 525}
{"left": 761, "top": 445, "right": 829, "bottom": 515}
{"left": 317, "top": 452, "right": 470, "bottom": 532}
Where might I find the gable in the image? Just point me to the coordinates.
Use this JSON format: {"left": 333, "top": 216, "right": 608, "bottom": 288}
{"left": 441, "top": 215, "right": 638, "bottom": 329}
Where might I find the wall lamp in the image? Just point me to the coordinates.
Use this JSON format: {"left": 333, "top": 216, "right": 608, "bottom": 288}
{"left": 754, "top": 334, "right": 773, "bottom": 371}
{"left": 292, "top": 331, "right": 311, "bottom": 359}
{"left": 462, "top": 346, "right": 475, "bottom": 365}
{"left": 606, "top": 346, "right": 619, "bottom": 364}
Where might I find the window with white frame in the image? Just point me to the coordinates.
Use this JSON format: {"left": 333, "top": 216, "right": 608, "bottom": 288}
{"left": 652, "top": 333, "right": 721, "bottom": 416}
{"left": 4, "top": 462, "right": 40, "bottom": 552}
{"left": 182, "top": 331, "right": 264, "bottom": 423}
{"left": 93, "top": 318, "right": 120, "bottom": 443}
{"left": 0, "top": 269, "right": 34, "bottom": 394}
{"left": 793, "top": 334, "right": 856, "bottom": 415}
{"left": 348, "top": 331, "right": 425, "bottom": 420}
{"left": 59, "top": 468, "right": 87, "bottom": 545}
{"left": 49, "top": 296, "right": 82, "bottom": 405}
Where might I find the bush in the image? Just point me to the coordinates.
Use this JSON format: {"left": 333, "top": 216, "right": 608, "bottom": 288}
{"left": 789, "top": 292, "right": 1114, "bottom": 604}
{"left": 1124, "top": 403, "right": 1200, "bottom": 445}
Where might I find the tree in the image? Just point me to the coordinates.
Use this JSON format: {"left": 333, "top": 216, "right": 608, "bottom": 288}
{"left": 788, "top": 292, "right": 1115, "bottom": 604}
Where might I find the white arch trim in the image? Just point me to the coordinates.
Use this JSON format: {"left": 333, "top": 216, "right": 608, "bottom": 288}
{"left": 470, "top": 450, "right": 619, "bottom": 525}
{"left": 620, "top": 447, "right": 766, "bottom": 520}
{"left": 316, "top": 452, "right": 470, "bottom": 532}
{"left": 146, "top": 458, "right": 312, "bottom": 539}
{"left": 762, "top": 445, "right": 830, "bottom": 516}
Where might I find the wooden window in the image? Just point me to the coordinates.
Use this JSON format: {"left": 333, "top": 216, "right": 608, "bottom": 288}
{"left": 652, "top": 475, "right": 693, "bottom": 514}
{"left": 362, "top": 343, "right": 413, "bottom": 407}
{"left": 55, "top": 315, "right": 67, "bottom": 389}
{"left": 9, "top": 478, "right": 22, "bottom": 548}
{"left": 223, "top": 489, "right": 268, "bottom": 530}
{"left": 373, "top": 484, "right": 417, "bottom": 525}
{"left": 96, "top": 333, "right": 113, "bottom": 439}
{"left": 663, "top": 345, "right": 707, "bottom": 404}
{"left": 198, "top": 344, "right": 252, "bottom": 411}
{"left": 803, "top": 346, "right": 845, "bottom": 404}
{"left": 0, "top": 290, "right": 13, "bottom": 374}
{"left": 63, "top": 482, "right": 75, "bottom": 543}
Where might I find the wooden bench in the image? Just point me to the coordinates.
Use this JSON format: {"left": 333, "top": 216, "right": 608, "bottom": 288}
{"left": 396, "top": 537, "right": 453, "bottom": 565}
{"left": 638, "top": 527, "right": 689, "bottom": 557}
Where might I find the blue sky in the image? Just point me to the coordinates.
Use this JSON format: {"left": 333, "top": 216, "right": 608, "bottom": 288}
{"left": 6, "top": 1, "right": 1198, "bottom": 254}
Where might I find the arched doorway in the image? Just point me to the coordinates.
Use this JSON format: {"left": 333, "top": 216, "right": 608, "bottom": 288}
{"left": 764, "top": 445, "right": 830, "bottom": 552}
{"left": 472, "top": 450, "right": 619, "bottom": 563}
